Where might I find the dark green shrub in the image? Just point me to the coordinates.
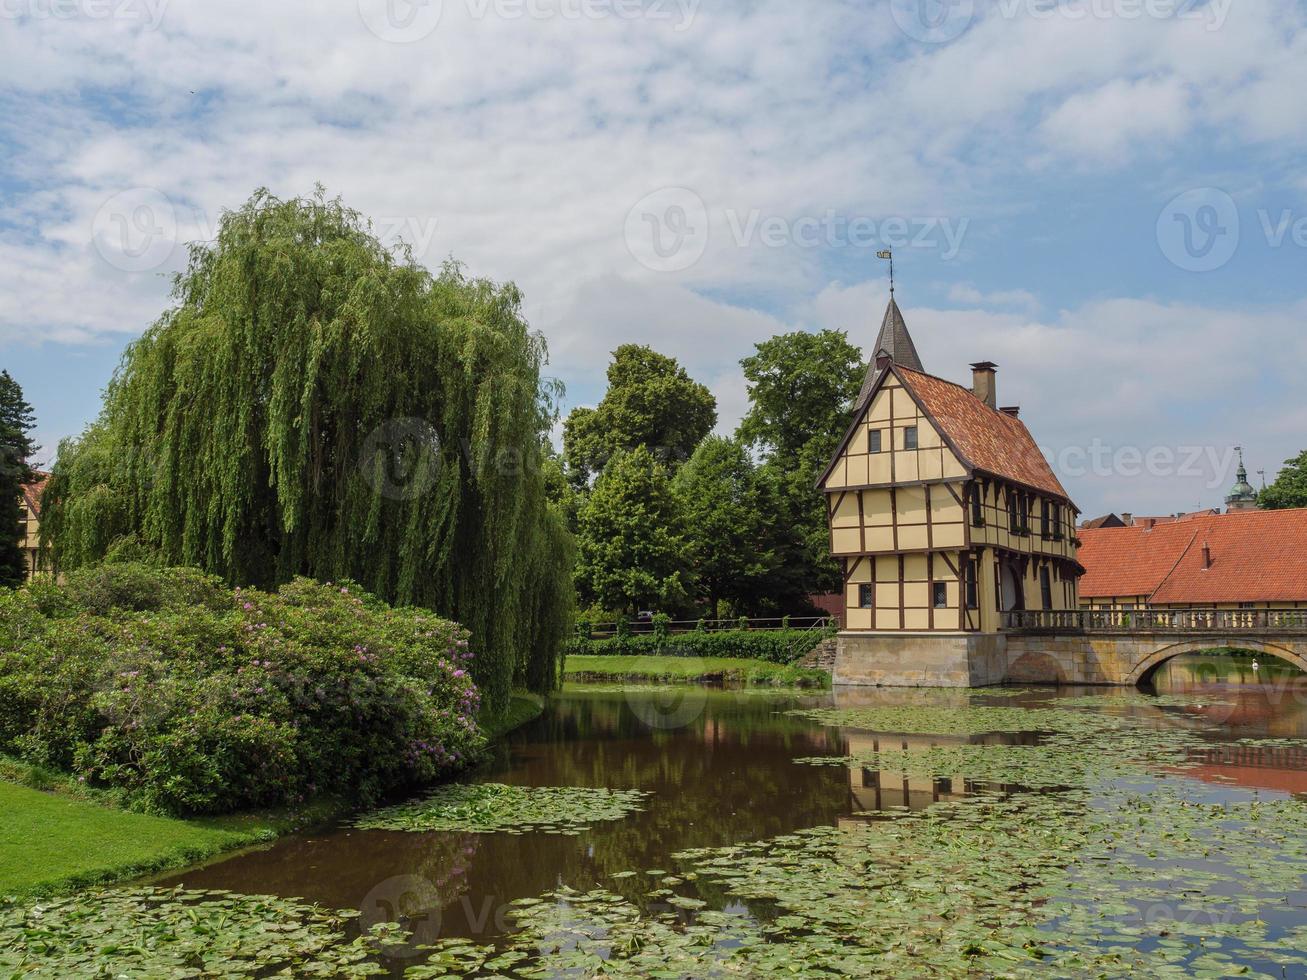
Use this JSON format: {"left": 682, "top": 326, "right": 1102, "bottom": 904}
{"left": 0, "top": 565, "right": 482, "bottom": 815}
{"left": 563, "top": 627, "right": 836, "bottom": 665}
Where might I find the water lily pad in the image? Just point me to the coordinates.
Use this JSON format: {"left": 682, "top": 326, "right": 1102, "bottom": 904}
{"left": 354, "top": 783, "right": 650, "bottom": 835}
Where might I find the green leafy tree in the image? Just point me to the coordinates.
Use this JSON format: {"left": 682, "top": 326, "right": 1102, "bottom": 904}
{"left": 0, "top": 370, "right": 37, "bottom": 587}
{"left": 672, "top": 436, "right": 775, "bottom": 614}
{"left": 40, "top": 189, "right": 571, "bottom": 711}
{"left": 563, "top": 345, "right": 716, "bottom": 485}
{"left": 574, "top": 447, "right": 690, "bottom": 615}
{"left": 736, "top": 331, "right": 866, "bottom": 600}
{"left": 738, "top": 330, "right": 865, "bottom": 460}
{"left": 1261, "top": 451, "right": 1307, "bottom": 510}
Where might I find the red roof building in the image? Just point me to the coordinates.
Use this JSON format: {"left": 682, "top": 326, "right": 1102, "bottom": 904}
{"left": 1079, "top": 508, "right": 1307, "bottom": 608}
{"left": 18, "top": 470, "right": 50, "bottom": 579}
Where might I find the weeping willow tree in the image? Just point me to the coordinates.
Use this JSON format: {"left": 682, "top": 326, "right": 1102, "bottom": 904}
{"left": 42, "top": 189, "right": 573, "bottom": 710}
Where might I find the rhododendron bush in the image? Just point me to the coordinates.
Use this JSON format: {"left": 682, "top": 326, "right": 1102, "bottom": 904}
{"left": 0, "top": 564, "right": 483, "bottom": 815}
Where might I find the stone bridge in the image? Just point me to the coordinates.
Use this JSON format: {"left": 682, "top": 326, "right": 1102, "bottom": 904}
{"left": 1004, "top": 608, "right": 1307, "bottom": 686}
{"left": 833, "top": 609, "right": 1307, "bottom": 688}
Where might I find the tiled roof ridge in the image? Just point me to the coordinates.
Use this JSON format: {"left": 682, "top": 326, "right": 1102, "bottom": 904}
{"left": 894, "top": 364, "right": 1071, "bottom": 501}
{"left": 1147, "top": 527, "right": 1202, "bottom": 604}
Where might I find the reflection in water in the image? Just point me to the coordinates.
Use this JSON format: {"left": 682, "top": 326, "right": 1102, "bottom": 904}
{"left": 1150, "top": 651, "right": 1307, "bottom": 736}
{"left": 154, "top": 663, "right": 1307, "bottom": 962}
{"left": 158, "top": 687, "right": 852, "bottom": 941}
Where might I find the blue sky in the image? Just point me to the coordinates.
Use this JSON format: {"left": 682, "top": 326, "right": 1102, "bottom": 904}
{"left": 2, "top": 0, "right": 1305, "bottom": 517}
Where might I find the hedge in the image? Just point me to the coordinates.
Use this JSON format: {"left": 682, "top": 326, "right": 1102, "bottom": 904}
{"left": 563, "top": 627, "right": 835, "bottom": 665}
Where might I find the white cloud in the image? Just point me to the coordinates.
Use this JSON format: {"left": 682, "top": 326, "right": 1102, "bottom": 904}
{"left": 1039, "top": 76, "right": 1192, "bottom": 161}
{"left": 945, "top": 283, "right": 1040, "bottom": 315}
{"left": 3, "top": 0, "right": 1307, "bottom": 519}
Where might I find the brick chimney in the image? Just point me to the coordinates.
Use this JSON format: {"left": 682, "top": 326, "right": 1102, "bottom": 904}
{"left": 970, "top": 362, "right": 998, "bottom": 409}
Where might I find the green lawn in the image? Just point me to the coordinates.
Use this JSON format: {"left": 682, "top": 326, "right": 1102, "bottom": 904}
{"left": 0, "top": 781, "right": 282, "bottom": 898}
{"left": 564, "top": 655, "right": 830, "bottom": 687}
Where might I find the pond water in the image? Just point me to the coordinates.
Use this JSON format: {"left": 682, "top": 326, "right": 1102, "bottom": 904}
{"left": 136, "top": 652, "right": 1307, "bottom": 975}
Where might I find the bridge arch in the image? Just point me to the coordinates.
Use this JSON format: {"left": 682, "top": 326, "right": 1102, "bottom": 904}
{"left": 1126, "top": 638, "right": 1307, "bottom": 687}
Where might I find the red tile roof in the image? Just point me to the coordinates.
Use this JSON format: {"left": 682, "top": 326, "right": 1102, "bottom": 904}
{"left": 1131, "top": 510, "right": 1222, "bottom": 528}
{"left": 895, "top": 366, "right": 1072, "bottom": 502}
{"left": 21, "top": 471, "right": 49, "bottom": 516}
{"left": 1079, "top": 508, "right": 1307, "bottom": 603}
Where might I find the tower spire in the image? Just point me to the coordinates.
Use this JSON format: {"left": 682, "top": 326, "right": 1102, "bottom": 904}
{"left": 1225, "top": 445, "right": 1259, "bottom": 512}
{"left": 855, "top": 283, "right": 925, "bottom": 409}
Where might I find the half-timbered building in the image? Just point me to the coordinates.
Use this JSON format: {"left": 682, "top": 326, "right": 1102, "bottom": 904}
{"left": 818, "top": 297, "right": 1083, "bottom": 685}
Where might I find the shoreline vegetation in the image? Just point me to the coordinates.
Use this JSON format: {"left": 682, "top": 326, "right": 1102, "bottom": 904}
{"left": 0, "top": 689, "right": 548, "bottom": 900}
{"left": 563, "top": 654, "right": 831, "bottom": 688}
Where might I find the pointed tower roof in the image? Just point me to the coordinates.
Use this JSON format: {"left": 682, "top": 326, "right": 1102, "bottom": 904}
{"left": 1225, "top": 447, "right": 1258, "bottom": 510}
{"left": 856, "top": 296, "right": 923, "bottom": 407}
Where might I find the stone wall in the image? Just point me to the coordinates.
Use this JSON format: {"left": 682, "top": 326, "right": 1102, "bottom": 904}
{"left": 833, "top": 630, "right": 1307, "bottom": 688}
{"left": 833, "top": 632, "right": 1007, "bottom": 688}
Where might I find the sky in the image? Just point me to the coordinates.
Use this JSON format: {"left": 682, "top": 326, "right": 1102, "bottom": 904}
{"left": 1, "top": 0, "right": 1305, "bottom": 518}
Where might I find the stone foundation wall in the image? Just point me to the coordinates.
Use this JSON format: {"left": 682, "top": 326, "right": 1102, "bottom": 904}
{"left": 833, "top": 632, "right": 1008, "bottom": 688}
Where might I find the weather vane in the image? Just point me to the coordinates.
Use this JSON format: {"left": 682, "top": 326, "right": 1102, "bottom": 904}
{"left": 877, "top": 249, "right": 894, "bottom": 294}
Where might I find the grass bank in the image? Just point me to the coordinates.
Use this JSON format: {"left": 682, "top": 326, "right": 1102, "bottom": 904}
{"left": 480, "top": 691, "right": 546, "bottom": 739}
{"left": 564, "top": 655, "right": 830, "bottom": 688}
{"left": 0, "top": 780, "right": 285, "bottom": 899}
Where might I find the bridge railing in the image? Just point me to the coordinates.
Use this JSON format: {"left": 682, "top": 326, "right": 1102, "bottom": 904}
{"left": 1003, "top": 608, "right": 1307, "bottom": 633}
